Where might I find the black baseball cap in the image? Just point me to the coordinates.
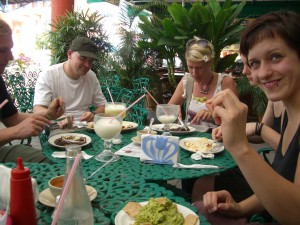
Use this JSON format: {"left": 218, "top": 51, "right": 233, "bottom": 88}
{"left": 70, "top": 37, "right": 97, "bottom": 59}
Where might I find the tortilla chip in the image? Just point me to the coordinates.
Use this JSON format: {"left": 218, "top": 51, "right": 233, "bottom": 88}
{"left": 155, "top": 197, "right": 168, "bottom": 205}
{"left": 123, "top": 202, "right": 142, "bottom": 218}
{"left": 184, "top": 214, "right": 199, "bottom": 225}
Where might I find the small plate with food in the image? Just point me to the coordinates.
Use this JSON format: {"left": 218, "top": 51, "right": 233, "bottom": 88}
{"left": 48, "top": 133, "right": 92, "bottom": 149}
{"left": 121, "top": 121, "right": 138, "bottom": 132}
{"left": 179, "top": 137, "right": 224, "bottom": 154}
{"left": 151, "top": 123, "right": 196, "bottom": 135}
{"left": 115, "top": 197, "right": 199, "bottom": 225}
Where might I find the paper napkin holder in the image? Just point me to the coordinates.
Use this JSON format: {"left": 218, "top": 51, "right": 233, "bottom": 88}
{"left": 140, "top": 135, "right": 180, "bottom": 164}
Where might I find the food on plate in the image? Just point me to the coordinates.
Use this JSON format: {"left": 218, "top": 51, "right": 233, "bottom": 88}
{"left": 123, "top": 202, "right": 142, "bottom": 218}
{"left": 87, "top": 122, "right": 94, "bottom": 129}
{"left": 170, "top": 126, "right": 190, "bottom": 132}
{"left": 184, "top": 137, "right": 216, "bottom": 152}
{"left": 184, "top": 214, "right": 199, "bottom": 225}
{"left": 122, "top": 122, "right": 134, "bottom": 129}
{"left": 54, "top": 135, "right": 87, "bottom": 146}
{"left": 122, "top": 197, "right": 199, "bottom": 225}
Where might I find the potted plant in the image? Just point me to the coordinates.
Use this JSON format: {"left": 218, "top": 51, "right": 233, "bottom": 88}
{"left": 138, "top": 0, "right": 246, "bottom": 88}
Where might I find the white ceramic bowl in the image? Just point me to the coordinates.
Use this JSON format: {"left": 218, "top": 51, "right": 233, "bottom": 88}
{"left": 48, "top": 175, "right": 64, "bottom": 198}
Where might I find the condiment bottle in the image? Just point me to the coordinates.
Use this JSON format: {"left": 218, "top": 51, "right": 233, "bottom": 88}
{"left": 10, "top": 157, "right": 37, "bottom": 225}
{"left": 57, "top": 145, "right": 94, "bottom": 225}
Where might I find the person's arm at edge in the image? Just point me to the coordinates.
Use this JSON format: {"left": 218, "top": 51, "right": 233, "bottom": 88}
{"left": 168, "top": 78, "right": 185, "bottom": 118}
{"left": 232, "top": 142, "right": 300, "bottom": 224}
{"left": 221, "top": 76, "right": 239, "bottom": 97}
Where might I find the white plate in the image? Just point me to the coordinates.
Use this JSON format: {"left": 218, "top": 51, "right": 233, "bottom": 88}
{"left": 179, "top": 137, "right": 224, "bottom": 154}
{"left": 131, "top": 136, "right": 141, "bottom": 145}
{"left": 48, "top": 133, "right": 92, "bottom": 149}
{"left": 115, "top": 201, "right": 199, "bottom": 225}
{"left": 151, "top": 123, "right": 196, "bottom": 135}
{"left": 39, "top": 185, "right": 97, "bottom": 207}
{"left": 122, "top": 121, "right": 138, "bottom": 132}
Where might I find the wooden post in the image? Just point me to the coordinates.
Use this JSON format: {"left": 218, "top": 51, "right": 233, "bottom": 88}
{"left": 51, "top": 0, "right": 74, "bottom": 30}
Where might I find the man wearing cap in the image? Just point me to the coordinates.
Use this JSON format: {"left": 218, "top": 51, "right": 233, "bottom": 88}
{"left": 33, "top": 37, "right": 107, "bottom": 124}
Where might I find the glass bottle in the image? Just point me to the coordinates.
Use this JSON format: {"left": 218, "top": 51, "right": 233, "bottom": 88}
{"left": 57, "top": 145, "right": 94, "bottom": 225}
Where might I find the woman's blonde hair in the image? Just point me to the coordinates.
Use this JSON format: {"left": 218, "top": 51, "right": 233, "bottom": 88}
{"left": 185, "top": 36, "right": 215, "bottom": 63}
{"left": 0, "top": 19, "right": 12, "bottom": 36}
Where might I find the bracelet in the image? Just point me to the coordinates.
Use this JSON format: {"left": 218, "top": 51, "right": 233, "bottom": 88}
{"left": 255, "top": 122, "right": 264, "bottom": 136}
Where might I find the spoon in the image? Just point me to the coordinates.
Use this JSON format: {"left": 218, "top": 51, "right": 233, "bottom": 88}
{"left": 148, "top": 118, "right": 154, "bottom": 133}
{"left": 178, "top": 117, "right": 184, "bottom": 128}
{"left": 86, "top": 158, "right": 114, "bottom": 180}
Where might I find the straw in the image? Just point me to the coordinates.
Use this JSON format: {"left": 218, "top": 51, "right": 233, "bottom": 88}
{"left": 116, "top": 94, "right": 146, "bottom": 119}
{"left": 143, "top": 87, "right": 159, "bottom": 105}
{"left": 0, "top": 99, "right": 8, "bottom": 109}
{"left": 51, "top": 153, "right": 82, "bottom": 225}
{"left": 106, "top": 87, "right": 115, "bottom": 105}
{"left": 142, "top": 87, "right": 169, "bottom": 115}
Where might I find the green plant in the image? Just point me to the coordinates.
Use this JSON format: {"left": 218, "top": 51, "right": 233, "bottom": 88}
{"left": 40, "top": 9, "right": 113, "bottom": 72}
{"left": 235, "top": 76, "right": 268, "bottom": 118}
{"left": 138, "top": 0, "right": 246, "bottom": 87}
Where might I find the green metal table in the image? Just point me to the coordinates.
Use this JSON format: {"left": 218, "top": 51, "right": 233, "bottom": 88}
{"left": 4, "top": 162, "right": 210, "bottom": 225}
{"left": 42, "top": 128, "right": 236, "bottom": 181}
{"left": 34, "top": 127, "right": 238, "bottom": 225}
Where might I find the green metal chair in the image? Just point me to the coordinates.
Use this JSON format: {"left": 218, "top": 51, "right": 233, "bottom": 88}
{"left": 116, "top": 88, "right": 134, "bottom": 105}
{"left": 133, "top": 77, "right": 149, "bottom": 91}
{"left": 12, "top": 87, "right": 35, "bottom": 113}
{"left": 125, "top": 106, "right": 148, "bottom": 126}
{"left": 105, "top": 74, "right": 120, "bottom": 87}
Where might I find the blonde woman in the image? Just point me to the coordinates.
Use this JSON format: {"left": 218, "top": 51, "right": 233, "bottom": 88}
{"left": 169, "top": 37, "right": 238, "bottom": 124}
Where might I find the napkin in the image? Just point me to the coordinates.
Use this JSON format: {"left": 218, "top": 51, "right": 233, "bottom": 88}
{"left": 0, "top": 165, "right": 39, "bottom": 210}
{"left": 51, "top": 151, "right": 93, "bottom": 159}
{"left": 173, "top": 163, "right": 220, "bottom": 169}
{"left": 191, "top": 152, "right": 214, "bottom": 160}
{"left": 115, "top": 143, "right": 141, "bottom": 158}
{"left": 140, "top": 135, "right": 180, "bottom": 164}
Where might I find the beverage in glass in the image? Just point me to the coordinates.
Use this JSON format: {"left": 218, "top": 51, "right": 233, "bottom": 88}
{"left": 94, "top": 113, "right": 122, "bottom": 162}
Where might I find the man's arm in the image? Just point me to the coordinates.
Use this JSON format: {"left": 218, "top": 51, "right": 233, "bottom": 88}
{"left": 0, "top": 112, "right": 50, "bottom": 146}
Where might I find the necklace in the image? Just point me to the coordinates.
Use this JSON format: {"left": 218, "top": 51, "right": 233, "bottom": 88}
{"left": 198, "top": 73, "right": 214, "bottom": 95}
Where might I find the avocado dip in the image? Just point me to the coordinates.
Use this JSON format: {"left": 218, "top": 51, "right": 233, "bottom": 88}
{"left": 134, "top": 198, "right": 184, "bottom": 225}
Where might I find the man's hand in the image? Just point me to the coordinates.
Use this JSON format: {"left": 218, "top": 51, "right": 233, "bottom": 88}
{"left": 46, "top": 97, "right": 65, "bottom": 120}
{"left": 14, "top": 115, "right": 50, "bottom": 139}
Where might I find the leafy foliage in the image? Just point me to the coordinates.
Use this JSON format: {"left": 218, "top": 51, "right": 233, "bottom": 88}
{"left": 138, "top": 0, "right": 246, "bottom": 87}
{"left": 40, "top": 10, "right": 112, "bottom": 72}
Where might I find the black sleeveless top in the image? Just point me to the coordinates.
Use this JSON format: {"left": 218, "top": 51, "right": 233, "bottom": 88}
{"left": 272, "top": 112, "right": 281, "bottom": 134}
{"left": 272, "top": 112, "right": 300, "bottom": 182}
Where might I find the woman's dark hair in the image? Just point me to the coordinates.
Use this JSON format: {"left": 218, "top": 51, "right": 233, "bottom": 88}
{"left": 240, "top": 11, "right": 300, "bottom": 59}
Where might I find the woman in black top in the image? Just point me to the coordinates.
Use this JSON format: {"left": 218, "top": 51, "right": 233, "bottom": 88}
{"left": 201, "top": 11, "right": 300, "bottom": 224}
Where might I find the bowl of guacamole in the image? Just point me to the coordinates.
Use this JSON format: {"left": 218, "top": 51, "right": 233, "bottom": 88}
{"left": 134, "top": 198, "right": 184, "bottom": 225}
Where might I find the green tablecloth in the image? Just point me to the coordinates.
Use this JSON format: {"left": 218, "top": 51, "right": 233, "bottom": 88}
{"left": 42, "top": 128, "right": 237, "bottom": 181}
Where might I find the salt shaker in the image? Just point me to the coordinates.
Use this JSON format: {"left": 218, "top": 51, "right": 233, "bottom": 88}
{"left": 10, "top": 157, "right": 37, "bottom": 225}
{"left": 57, "top": 145, "right": 94, "bottom": 225}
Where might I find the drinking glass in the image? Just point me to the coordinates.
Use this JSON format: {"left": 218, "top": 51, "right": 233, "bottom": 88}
{"left": 105, "top": 102, "right": 126, "bottom": 119}
{"left": 156, "top": 104, "right": 179, "bottom": 136}
{"left": 94, "top": 113, "right": 122, "bottom": 162}
{"left": 105, "top": 102, "right": 126, "bottom": 144}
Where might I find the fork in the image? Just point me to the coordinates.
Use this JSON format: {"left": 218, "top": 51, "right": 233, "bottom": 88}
{"left": 148, "top": 118, "right": 154, "bottom": 134}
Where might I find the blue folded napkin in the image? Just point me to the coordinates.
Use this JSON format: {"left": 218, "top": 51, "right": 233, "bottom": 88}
{"left": 140, "top": 135, "right": 180, "bottom": 164}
